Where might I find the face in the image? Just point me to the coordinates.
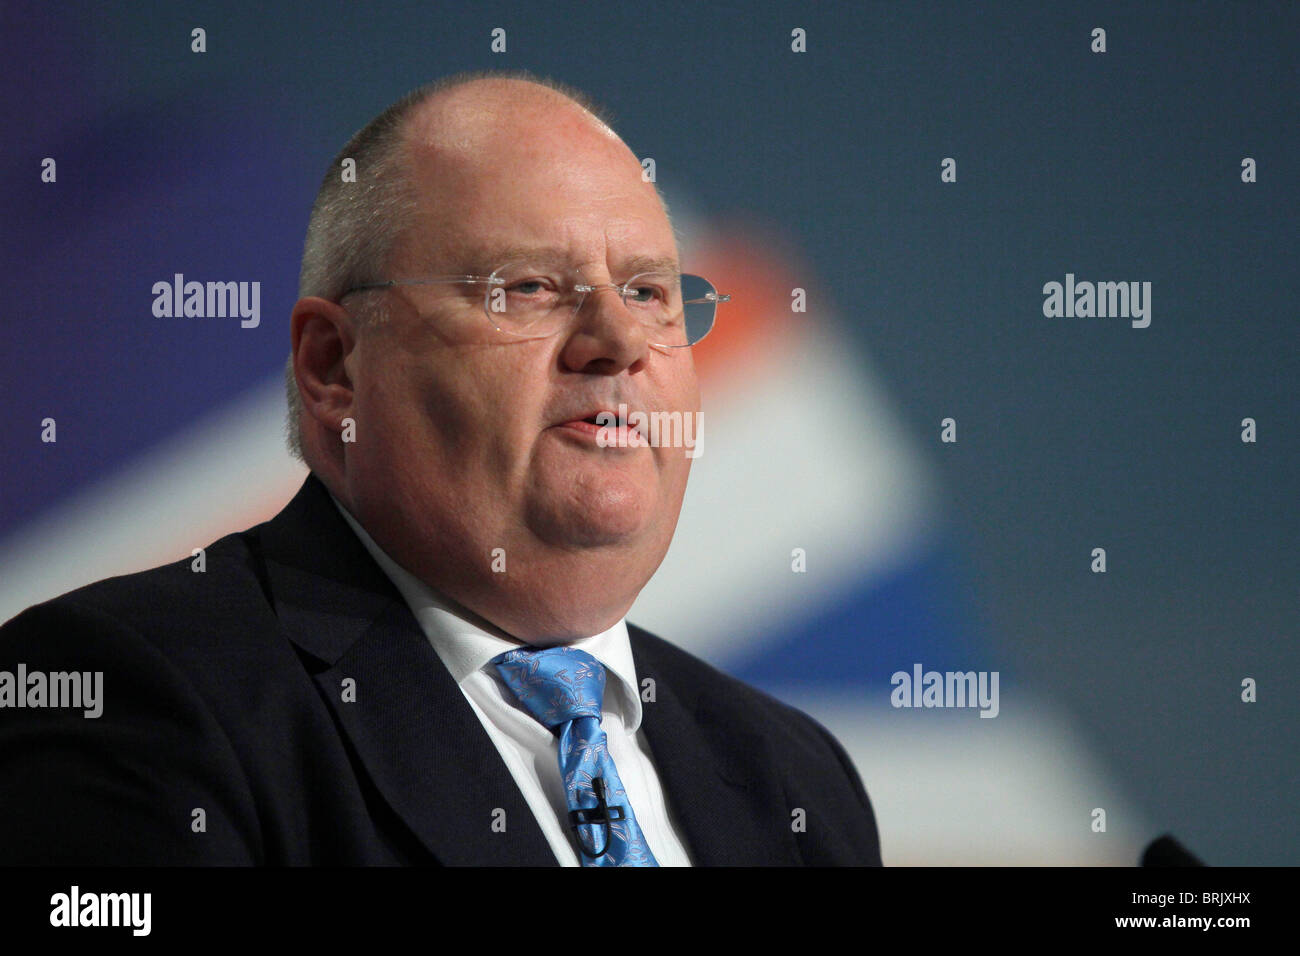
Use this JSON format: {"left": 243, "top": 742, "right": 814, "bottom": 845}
{"left": 338, "top": 84, "right": 701, "bottom": 640}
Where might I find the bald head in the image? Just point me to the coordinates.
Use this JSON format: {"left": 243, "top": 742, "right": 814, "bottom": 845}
{"left": 297, "top": 72, "right": 626, "bottom": 304}
{"left": 403, "top": 79, "right": 639, "bottom": 222}
{"left": 386, "top": 78, "right": 668, "bottom": 288}
{"left": 408, "top": 77, "right": 625, "bottom": 155}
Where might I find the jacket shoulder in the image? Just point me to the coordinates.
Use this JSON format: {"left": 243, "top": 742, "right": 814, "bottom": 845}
{"left": 10, "top": 527, "right": 266, "bottom": 622}
{"left": 0, "top": 532, "right": 271, "bottom": 864}
{"left": 2, "top": 528, "right": 281, "bottom": 666}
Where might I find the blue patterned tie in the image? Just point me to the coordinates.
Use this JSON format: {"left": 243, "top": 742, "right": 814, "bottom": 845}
{"left": 492, "top": 646, "right": 659, "bottom": 866}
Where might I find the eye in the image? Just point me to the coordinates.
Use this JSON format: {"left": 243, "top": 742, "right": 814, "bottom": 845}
{"left": 624, "top": 278, "right": 670, "bottom": 305}
{"left": 506, "top": 277, "right": 551, "bottom": 294}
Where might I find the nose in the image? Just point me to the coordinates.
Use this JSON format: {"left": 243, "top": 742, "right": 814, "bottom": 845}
{"left": 559, "top": 281, "right": 652, "bottom": 374}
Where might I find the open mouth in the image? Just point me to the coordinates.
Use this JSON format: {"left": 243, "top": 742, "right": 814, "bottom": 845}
{"left": 559, "top": 408, "right": 646, "bottom": 445}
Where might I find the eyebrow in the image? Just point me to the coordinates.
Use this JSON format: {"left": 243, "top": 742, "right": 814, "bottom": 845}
{"left": 618, "top": 254, "right": 681, "bottom": 276}
{"left": 448, "top": 243, "right": 680, "bottom": 276}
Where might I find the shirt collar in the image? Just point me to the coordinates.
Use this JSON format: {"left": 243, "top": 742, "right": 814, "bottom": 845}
{"left": 327, "top": 492, "right": 644, "bottom": 731}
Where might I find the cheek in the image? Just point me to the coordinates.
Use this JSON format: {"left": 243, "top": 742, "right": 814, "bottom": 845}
{"left": 656, "top": 450, "right": 693, "bottom": 509}
{"left": 359, "top": 358, "right": 468, "bottom": 446}
{"left": 357, "top": 351, "right": 546, "bottom": 493}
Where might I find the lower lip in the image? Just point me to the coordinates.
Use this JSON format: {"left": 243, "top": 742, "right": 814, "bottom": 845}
{"left": 557, "top": 421, "right": 647, "bottom": 446}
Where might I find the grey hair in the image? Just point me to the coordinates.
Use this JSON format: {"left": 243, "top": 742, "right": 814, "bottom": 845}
{"left": 284, "top": 70, "right": 615, "bottom": 461}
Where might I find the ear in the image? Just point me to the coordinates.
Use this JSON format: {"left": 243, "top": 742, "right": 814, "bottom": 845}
{"left": 290, "top": 296, "right": 357, "bottom": 437}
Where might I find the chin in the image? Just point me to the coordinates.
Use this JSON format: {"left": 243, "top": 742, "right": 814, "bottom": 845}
{"left": 547, "top": 513, "right": 649, "bottom": 549}
{"left": 527, "top": 477, "right": 657, "bottom": 548}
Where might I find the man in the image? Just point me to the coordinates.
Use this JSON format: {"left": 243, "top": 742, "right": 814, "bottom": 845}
{"left": 0, "top": 71, "right": 882, "bottom": 866}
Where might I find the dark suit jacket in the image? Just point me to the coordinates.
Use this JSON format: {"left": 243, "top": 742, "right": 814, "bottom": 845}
{"left": 0, "top": 474, "right": 882, "bottom": 865}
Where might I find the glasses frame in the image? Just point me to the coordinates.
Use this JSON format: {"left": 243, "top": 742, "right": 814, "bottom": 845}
{"left": 341, "top": 266, "right": 729, "bottom": 349}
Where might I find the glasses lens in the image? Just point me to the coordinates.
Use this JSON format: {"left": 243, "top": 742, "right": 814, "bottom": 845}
{"left": 619, "top": 273, "right": 720, "bottom": 347}
{"left": 481, "top": 262, "right": 722, "bottom": 346}
{"left": 679, "top": 274, "right": 720, "bottom": 346}
{"left": 483, "top": 261, "right": 578, "bottom": 338}
{"left": 619, "top": 272, "right": 683, "bottom": 346}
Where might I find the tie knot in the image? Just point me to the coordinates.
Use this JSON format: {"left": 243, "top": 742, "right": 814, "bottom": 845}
{"left": 492, "top": 646, "right": 606, "bottom": 729}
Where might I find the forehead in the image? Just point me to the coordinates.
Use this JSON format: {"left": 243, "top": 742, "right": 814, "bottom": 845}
{"left": 396, "top": 87, "right": 676, "bottom": 272}
{"left": 437, "top": 235, "right": 679, "bottom": 280}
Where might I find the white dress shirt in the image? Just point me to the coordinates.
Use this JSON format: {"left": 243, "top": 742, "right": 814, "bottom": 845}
{"left": 329, "top": 496, "right": 693, "bottom": 866}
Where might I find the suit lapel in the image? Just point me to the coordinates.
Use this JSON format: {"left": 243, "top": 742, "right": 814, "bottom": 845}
{"left": 632, "top": 631, "right": 802, "bottom": 865}
{"left": 257, "top": 475, "right": 556, "bottom": 866}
